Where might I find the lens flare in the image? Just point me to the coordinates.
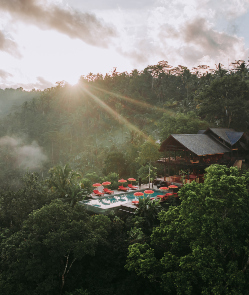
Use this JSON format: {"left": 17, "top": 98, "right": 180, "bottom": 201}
{"left": 91, "top": 85, "right": 175, "bottom": 116}
{"left": 79, "top": 85, "right": 150, "bottom": 141}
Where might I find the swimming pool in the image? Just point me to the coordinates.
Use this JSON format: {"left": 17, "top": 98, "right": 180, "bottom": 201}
{"left": 81, "top": 189, "right": 164, "bottom": 213}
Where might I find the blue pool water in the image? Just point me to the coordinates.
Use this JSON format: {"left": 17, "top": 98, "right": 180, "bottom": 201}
{"left": 81, "top": 189, "right": 165, "bottom": 212}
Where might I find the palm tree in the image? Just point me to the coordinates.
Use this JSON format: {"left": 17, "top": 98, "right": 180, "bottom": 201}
{"left": 47, "top": 164, "right": 82, "bottom": 206}
{"left": 135, "top": 196, "right": 162, "bottom": 231}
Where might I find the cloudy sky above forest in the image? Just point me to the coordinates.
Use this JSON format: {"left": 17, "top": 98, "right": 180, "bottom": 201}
{"left": 0, "top": 0, "right": 249, "bottom": 90}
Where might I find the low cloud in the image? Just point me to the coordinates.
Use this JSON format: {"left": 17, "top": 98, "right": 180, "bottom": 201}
{"left": 35, "top": 76, "right": 54, "bottom": 89}
{"left": 0, "top": 69, "right": 13, "bottom": 80}
{"left": 72, "top": 0, "right": 155, "bottom": 10}
{"left": 0, "top": 76, "right": 55, "bottom": 91}
{"left": 19, "top": 76, "right": 55, "bottom": 90}
{"left": 0, "top": 136, "right": 47, "bottom": 170}
{"left": 118, "top": 15, "right": 248, "bottom": 71}
{"left": 117, "top": 0, "right": 249, "bottom": 70}
{"left": 0, "top": 30, "right": 21, "bottom": 57}
{"left": 117, "top": 37, "right": 162, "bottom": 65}
{"left": 198, "top": 0, "right": 249, "bottom": 20}
{"left": 182, "top": 18, "right": 238, "bottom": 52}
{"left": 160, "top": 17, "right": 248, "bottom": 65}
{"left": 0, "top": 0, "right": 116, "bottom": 47}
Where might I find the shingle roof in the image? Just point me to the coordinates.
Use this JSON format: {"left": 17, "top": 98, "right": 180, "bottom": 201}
{"left": 162, "top": 134, "right": 231, "bottom": 156}
{"left": 207, "top": 128, "right": 244, "bottom": 146}
{"left": 225, "top": 131, "right": 244, "bottom": 145}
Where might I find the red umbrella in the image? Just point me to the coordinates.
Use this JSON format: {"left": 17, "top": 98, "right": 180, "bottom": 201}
{"left": 132, "top": 200, "right": 139, "bottom": 204}
{"left": 159, "top": 186, "right": 169, "bottom": 191}
{"left": 168, "top": 185, "right": 178, "bottom": 189}
{"left": 92, "top": 183, "right": 102, "bottom": 187}
{"left": 144, "top": 190, "right": 154, "bottom": 195}
{"left": 134, "top": 192, "right": 144, "bottom": 197}
{"left": 118, "top": 179, "right": 127, "bottom": 183}
{"left": 165, "top": 192, "right": 174, "bottom": 196}
{"left": 118, "top": 179, "right": 127, "bottom": 188}
{"left": 102, "top": 181, "right": 111, "bottom": 186}
{"left": 128, "top": 178, "right": 136, "bottom": 182}
{"left": 157, "top": 195, "right": 166, "bottom": 199}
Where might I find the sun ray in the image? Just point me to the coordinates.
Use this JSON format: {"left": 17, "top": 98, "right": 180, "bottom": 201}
{"left": 78, "top": 85, "right": 152, "bottom": 142}
{"left": 91, "top": 85, "right": 176, "bottom": 117}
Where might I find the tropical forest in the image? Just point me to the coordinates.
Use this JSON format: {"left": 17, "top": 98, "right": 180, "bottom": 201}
{"left": 0, "top": 60, "right": 249, "bottom": 294}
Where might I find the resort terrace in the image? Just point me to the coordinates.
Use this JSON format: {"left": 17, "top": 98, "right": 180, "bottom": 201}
{"left": 158, "top": 128, "right": 248, "bottom": 179}
{"left": 81, "top": 180, "right": 181, "bottom": 215}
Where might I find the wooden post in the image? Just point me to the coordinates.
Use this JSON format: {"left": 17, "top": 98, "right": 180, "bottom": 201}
{"left": 164, "top": 149, "right": 166, "bottom": 181}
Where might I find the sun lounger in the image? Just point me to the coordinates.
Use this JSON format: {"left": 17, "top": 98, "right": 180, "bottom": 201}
{"left": 118, "top": 185, "right": 129, "bottom": 191}
{"left": 103, "top": 188, "right": 114, "bottom": 194}
{"left": 128, "top": 184, "right": 138, "bottom": 190}
{"left": 159, "top": 196, "right": 169, "bottom": 202}
{"left": 93, "top": 189, "right": 104, "bottom": 196}
{"left": 132, "top": 200, "right": 139, "bottom": 204}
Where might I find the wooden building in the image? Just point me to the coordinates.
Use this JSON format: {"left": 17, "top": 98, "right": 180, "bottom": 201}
{"left": 158, "top": 128, "right": 249, "bottom": 181}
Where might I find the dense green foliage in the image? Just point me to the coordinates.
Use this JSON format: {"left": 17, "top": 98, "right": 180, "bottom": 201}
{"left": 126, "top": 165, "right": 249, "bottom": 294}
{"left": 0, "top": 60, "right": 249, "bottom": 294}
{"left": 0, "top": 87, "right": 39, "bottom": 116}
{"left": 0, "top": 171, "right": 165, "bottom": 295}
{"left": 0, "top": 201, "right": 111, "bottom": 295}
{"left": 158, "top": 112, "right": 209, "bottom": 142}
{"left": 1, "top": 164, "right": 249, "bottom": 294}
{"left": 0, "top": 60, "right": 249, "bottom": 187}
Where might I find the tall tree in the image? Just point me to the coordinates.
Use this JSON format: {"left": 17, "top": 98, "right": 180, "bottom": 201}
{"left": 126, "top": 165, "right": 249, "bottom": 294}
{"left": 0, "top": 201, "right": 111, "bottom": 295}
{"left": 158, "top": 112, "right": 209, "bottom": 142}
{"left": 197, "top": 75, "right": 249, "bottom": 130}
{"left": 0, "top": 172, "right": 51, "bottom": 230}
{"left": 47, "top": 164, "right": 83, "bottom": 206}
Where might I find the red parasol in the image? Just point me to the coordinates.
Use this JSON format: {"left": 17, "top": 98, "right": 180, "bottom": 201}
{"left": 128, "top": 177, "right": 136, "bottom": 182}
{"left": 134, "top": 192, "right": 144, "bottom": 197}
{"left": 159, "top": 186, "right": 169, "bottom": 191}
{"left": 118, "top": 179, "right": 127, "bottom": 189}
{"left": 144, "top": 190, "right": 154, "bottom": 195}
{"left": 165, "top": 192, "right": 173, "bottom": 197}
{"left": 168, "top": 185, "right": 178, "bottom": 189}
{"left": 92, "top": 183, "right": 102, "bottom": 187}
{"left": 157, "top": 195, "right": 166, "bottom": 199}
{"left": 118, "top": 179, "right": 127, "bottom": 183}
{"left": 132, "top": 200, "right": 139, "bottom": 204}
{"left": 102, "top": 181, "right": 111, "bottom": 186}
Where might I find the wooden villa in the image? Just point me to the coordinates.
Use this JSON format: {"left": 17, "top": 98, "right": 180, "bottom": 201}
{"left": 158, "top": 128, "right": 249, "bottom": 184}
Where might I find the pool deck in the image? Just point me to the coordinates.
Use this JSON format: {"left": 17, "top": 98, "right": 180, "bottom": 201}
{"left": 83, "top": 181, "right": 181, "bottom": 214}
{"left": 83, "top": 184, "right": 158, "bottom": 214}
{"left": 90, "top": 183, "right": 156, "bottom": 199}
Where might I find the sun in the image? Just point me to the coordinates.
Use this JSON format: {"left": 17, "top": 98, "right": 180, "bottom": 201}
{"left": 65, "top": 76, "right": 80, "bottom": 86}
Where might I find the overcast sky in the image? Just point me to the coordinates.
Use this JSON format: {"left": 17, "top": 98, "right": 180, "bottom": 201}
{"left": 0, "top": 0, "right": 248, "bottom": 90}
